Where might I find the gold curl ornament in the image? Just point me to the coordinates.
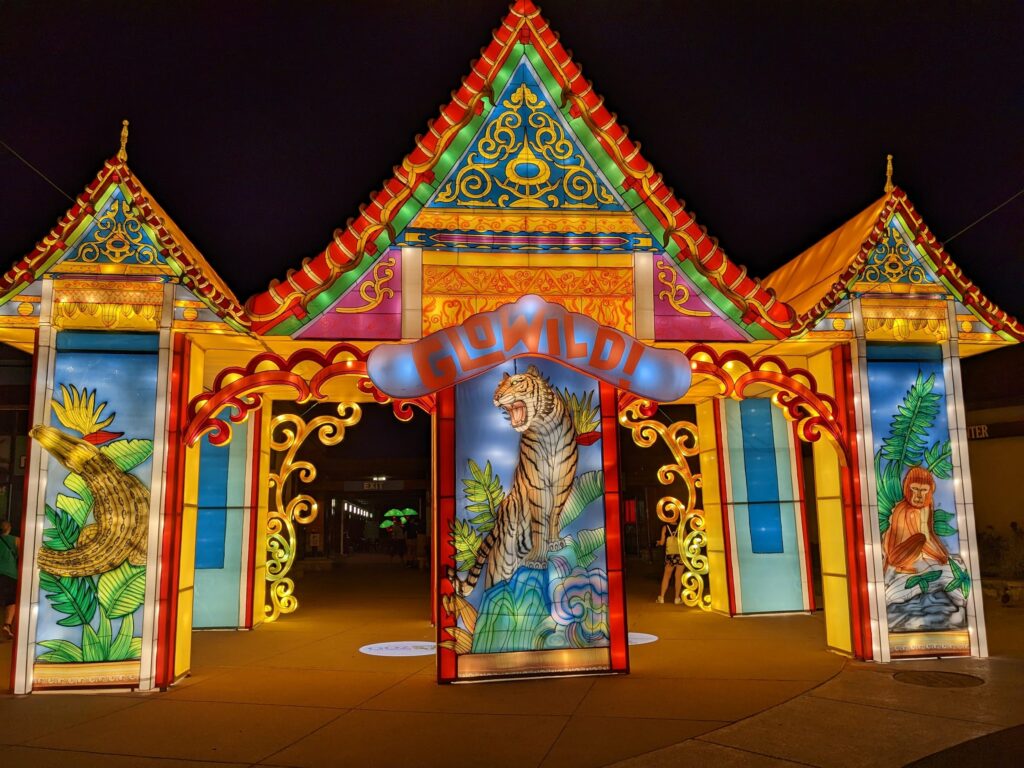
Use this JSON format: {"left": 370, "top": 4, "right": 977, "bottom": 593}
{"left": 265, "top": 402, "right": 362, "bottom": 621}
{"left": 618, "top": 399, "right": 711, "bottom": 610}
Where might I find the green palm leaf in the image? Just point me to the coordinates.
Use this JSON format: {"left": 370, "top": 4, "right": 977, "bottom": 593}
{"left": 100, "top": 439, "right": 154, "bottom": 472}
{"left": 924, "top": 439, "right": 953, "bottom": 480}
{"left": 108, "top": 613, "right": 138, "bottom": 661}
{"left": 571, "top": 528, "right": 606, "bottom": 568}
{"left": 461, "top": 460, "right": 503, "bottom": 533}
{"left": 37, "top": 639, "right": 84, "bottom": 663}
{"left": 559, "top": 470, "right": 604, "bottom": 532}
{"left": 39, "top": 571, "right": 97, "bottom": 627}
{"left": 97, "top": 561, "right": 147, "bottom": 618}
{"left": 42, "top": 504, "right": 81, "bottom": 551}
{"left": 876, "top": 455, "right": 903, "bottom": 533}
{"left": 451, "top": 518, "right": 484, "bottom": 572}
{"left": 881, "top": 372, "right": 942, "bottom": 469}
{"left": 56, "top": 473, "right": 93, "bottom": 527}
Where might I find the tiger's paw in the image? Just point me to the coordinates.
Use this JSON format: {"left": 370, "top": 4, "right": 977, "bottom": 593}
{"left": 547, "top": 537, "right": 571, "bottom": 552}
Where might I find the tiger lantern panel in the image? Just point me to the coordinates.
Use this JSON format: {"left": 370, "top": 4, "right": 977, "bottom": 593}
{"left": 438, "top": 356, "right": 627, "bottom": 682}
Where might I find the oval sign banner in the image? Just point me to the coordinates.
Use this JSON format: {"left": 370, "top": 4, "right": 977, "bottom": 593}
{"left": 367, "top": 295, "right": 691, "bottom": 401}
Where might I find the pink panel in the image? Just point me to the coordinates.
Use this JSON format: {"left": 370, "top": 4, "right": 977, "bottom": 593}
{"left": 296, "top": 249, "right": 402, "bottom": 339}
{"left": 652, "top": 257, "right": 746, "bottom": 341}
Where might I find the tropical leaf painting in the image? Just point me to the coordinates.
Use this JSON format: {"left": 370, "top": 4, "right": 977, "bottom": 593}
{"left": 875, "top": 371, "right": 958, "bottom": 540}
{"left": 36, "top": 381, "right": 152, "bottom": 666}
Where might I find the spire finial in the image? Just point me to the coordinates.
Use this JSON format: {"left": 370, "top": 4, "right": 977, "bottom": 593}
{"left": 117, "top": 119, "right": 129, "bottom": 162}
{"left": 884, "top": 153, "right": 894, "bottom": 195}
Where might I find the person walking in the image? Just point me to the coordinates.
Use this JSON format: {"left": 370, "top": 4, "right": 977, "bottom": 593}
{"left": 0, "top": 520, "right": 19, "bottom": 639}
{"left": 655, "top": 521, "right": 683, "bottom": 605}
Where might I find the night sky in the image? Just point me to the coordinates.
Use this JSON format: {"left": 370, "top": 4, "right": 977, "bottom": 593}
{"left": 1, "top": 0, "right": 1021, "bottom": 319}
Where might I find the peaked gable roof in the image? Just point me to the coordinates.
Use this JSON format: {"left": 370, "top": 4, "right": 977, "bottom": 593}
{"left": 0, "top": 154, "right": 249, "bottom": 332}
{"left": 246, "top": 0, "right": 795, "bottom": 338}
{"left": 763, "top": 187, "right": 1024, "bottom": 341}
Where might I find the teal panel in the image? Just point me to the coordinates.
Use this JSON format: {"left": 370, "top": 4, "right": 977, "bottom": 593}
{"left": 193, "top": 421, "right": 248, "bottom": 629}
{"left": 725, "top": 400, "right": 806, "bottom": 613}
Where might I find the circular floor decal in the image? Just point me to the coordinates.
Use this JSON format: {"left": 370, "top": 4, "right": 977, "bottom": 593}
{"left": 628, "top": 632, "right": 659, "bottom": 645}
{"left": 359, "top": 641, "right": 437, "bottom": 657}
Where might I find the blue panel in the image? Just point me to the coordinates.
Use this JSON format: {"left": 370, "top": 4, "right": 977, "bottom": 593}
{"left": 195, "top": 436, "right": 230, "bottom": 569}
{"left": 739, "top": 400, "right": 784, "bottom": 554}
{"left": 56, "top": 330, "right": 160, "bottom": 353}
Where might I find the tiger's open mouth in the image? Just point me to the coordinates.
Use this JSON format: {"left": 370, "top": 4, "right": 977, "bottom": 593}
{"left": 502, "top": 400, "right": 527, "bottom": 428}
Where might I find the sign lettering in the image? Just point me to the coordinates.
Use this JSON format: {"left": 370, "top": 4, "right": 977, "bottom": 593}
{"left": 367, "top": 294, "right": 691, "bottom": 401}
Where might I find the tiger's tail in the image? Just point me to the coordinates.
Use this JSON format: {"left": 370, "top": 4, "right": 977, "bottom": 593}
{"left": 446, "top": 528, "right": 497, "bottom": 596}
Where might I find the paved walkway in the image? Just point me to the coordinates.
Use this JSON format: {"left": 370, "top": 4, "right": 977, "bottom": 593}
{"left": 1, "top": 556, "right": 1021, "bottom": 767}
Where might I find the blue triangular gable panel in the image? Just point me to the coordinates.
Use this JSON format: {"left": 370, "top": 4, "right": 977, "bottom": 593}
{"left": 428, "top": 57, "right": 626, "bottom": 211}
{"left": 852, "top": 215, "right": 943, "bottom": 290}
{"left": 57, "top": 186, "right": 167, "bottom": 268}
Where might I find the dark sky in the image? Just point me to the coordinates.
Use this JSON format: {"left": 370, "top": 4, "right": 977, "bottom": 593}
{"left": 1, "top": 0, "right": 1021, "bottom": 318}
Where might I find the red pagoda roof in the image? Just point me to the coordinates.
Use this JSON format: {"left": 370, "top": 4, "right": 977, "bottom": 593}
{"left": 763, "top": 186, "right": 1024, "bottom": 341}
{"left": 245, "top": 0, "right": 796, "bottom": 337}
{"left": 0, "top": 153, "right": 250, "bottom": 332}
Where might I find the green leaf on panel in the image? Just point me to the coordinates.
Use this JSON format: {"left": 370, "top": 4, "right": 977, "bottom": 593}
{"left": 932, "top": 520, "right": 958, "bottom": 538}
{"left": 81, "top": 622, "right": 107, "bottom": 663}
{"left": 880, "top": 372, "right": 941, "bottom": 470}
{"left": 56, "top": 473, "right": 94, "bottom": 527}
{"left": 42, "top": 504, "right": 81, "bottom": 551}
{"left": 108, "top": 613, "right": 136, "bottom": 661}
{"left": 97, "top": 561, "right": 147, "bottom": 618}
{"left": 905, "top": 570, "right": 942, "bottom": 595}
{"left": 451, "top": 518, "right": 484, "bottom": 573}
{"left": 924, "top": 439, "right": 953, "bottom": 480}
{"left": 571, "top": 528, "right": 606, "bottom": 568}
{"left": 36, "top": 639, "right": 84, "bottom": 664}
{"left": 932, "top": 508, "right": 955, "bottom": 525}
{"left": 945, "top": 558, "right": 972, "bottom": 599}
{"left": 560, "top": 470, "right": 604, "bottom": 532}
{"left": 876, "top": 455, "right": 903, "bottom": 534}
{"left": 39, "top": 571, "right": 97, "bottom": 627}
{"left": 100, "top": 439, "right": 154, "bottom": 473}
{"left": 128, "top": 637, "right": 143, "bottom": 660}
{"left": 460, "top": 460, "right": 503, "bottom": 533}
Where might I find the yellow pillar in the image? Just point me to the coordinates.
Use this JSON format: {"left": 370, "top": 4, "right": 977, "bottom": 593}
{"left": 808, "top": 350, "right": 853, "bottom": 655}
{"left": 696, "top": 400, "right": 730, "bottom": 615}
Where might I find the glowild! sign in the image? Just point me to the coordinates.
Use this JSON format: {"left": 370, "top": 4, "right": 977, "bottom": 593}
{"left": 367, "top": 295, "right": 690, "bottom": 401}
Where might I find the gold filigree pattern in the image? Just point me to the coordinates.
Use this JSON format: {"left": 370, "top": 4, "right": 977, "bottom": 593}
{"left": 436, "top": 82, "right": 616, "bottom": 209}
{"left": 334, "top": 256, "right": 396, "bottom": 314}
{"left": 266, "top": 402, "right": 362, "bottom": 622}
{"left": 69, "top": 199, "right": 159, "bottom": 265}
{"left": 655, "top": 258, "right": 712, "bottom": 317}
{"left": 862, "top": 227, "right": 926, "bottom": 284}
{"left": 411, "top": 209, "right": 643, "bottom": 233}
{"left": 422, "top": 265, "right": 633, "bottom": 334}
{"left": 618, "top": 400, "right": 711, "bottom": 610}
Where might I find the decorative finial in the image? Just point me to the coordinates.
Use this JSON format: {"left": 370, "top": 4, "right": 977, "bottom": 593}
{"left": 117, "top": 119, "right": 129, "bottom": 162}
{"left": 884, "top": 153, "right": 894, "bottom": 195}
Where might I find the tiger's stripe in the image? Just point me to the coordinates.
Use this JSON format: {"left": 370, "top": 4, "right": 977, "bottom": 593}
{"left": 450, "top": 366, "right": 579, "bottom": 596}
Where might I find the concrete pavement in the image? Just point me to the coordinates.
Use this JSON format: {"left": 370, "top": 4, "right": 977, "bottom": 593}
{"left": 1, "top": 556, "right": 1020, "bottom": 767}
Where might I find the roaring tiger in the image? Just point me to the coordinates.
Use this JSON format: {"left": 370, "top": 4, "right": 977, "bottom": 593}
{"left": 450, "top": 364, "right": 579, "bottom": 596}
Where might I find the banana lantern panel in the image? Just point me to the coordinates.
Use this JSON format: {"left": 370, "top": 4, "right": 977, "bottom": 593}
{"left": 30, "top": 335, "right": 159, "bottom": 690}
